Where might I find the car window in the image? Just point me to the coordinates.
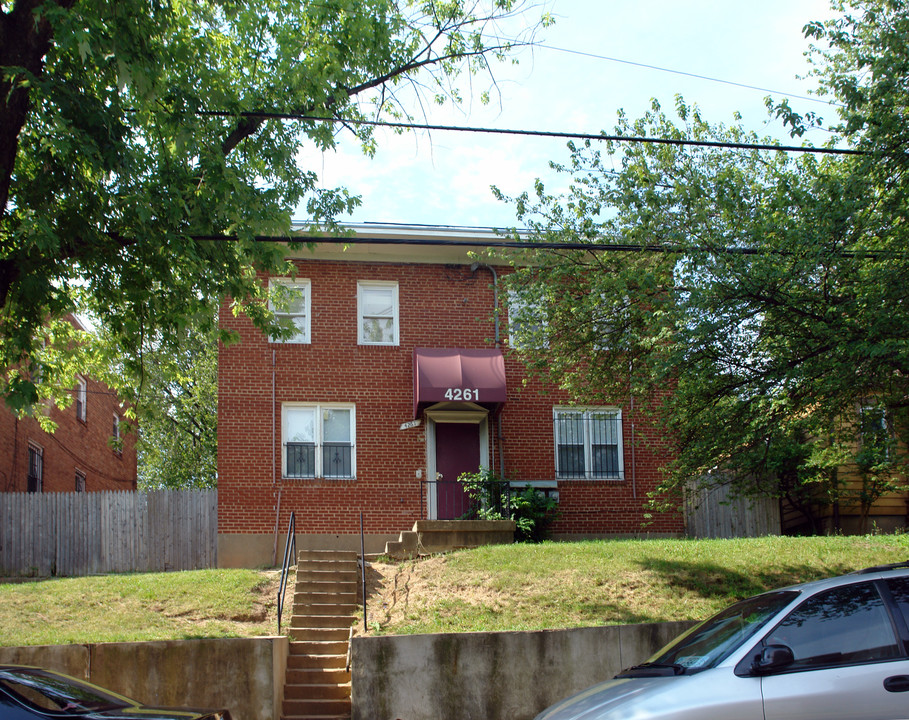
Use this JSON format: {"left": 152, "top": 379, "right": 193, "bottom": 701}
{"left": 646, "top": 590, "right": 798, "bottom": 672}
{"left": 0, "top": 669, "right": 127, "bottom": 714}
{"left": 884, "top": 576, "right": 909, "bottom": 632}
{"left": 762, "top": 581, "right": 900, "bottom": 670}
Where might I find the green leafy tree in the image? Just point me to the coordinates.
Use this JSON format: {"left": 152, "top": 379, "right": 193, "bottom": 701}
{"left": 494, "top": 1, "right": 909, "bottom": 531}
{"left": 131, "top": 322, "right": 218, "bottom": 489}
{"left": 1, "top": 0, "right": 548, "bottom": 418}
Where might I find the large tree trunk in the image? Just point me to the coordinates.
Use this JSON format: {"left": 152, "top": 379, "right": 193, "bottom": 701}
{"left": 0, "top": 0, "right": 78, "bottom": 309}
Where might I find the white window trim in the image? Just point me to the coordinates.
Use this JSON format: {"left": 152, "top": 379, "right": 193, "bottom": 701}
{"left": 269, "top": 278, "right": 312, "bottom": 344}
{"left": 75, "top": 376, "right": 87, "bottom": 422}
{"left": 507, "top": 289, "right": 549, "bottom": 350}
{"left": 553, "top": 406, "right": 624, "bottom": 481}
{"left": 282, "top": 403, "right": 356, "bottom": 479}
{"left": 860, "top": 404, "right": 891, "bottom": 460}
{"left": 357, "top": 280, "right": 399, "bottom": 346}
{"left": 112, "top": 413, "right": 123, "bottom": 455}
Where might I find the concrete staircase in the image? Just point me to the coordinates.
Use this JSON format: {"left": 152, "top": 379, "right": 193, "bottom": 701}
{"left": 384, "top": 526, "right": 420, "bottom": 560}
{"left": 283, "top": 550, "right": 358, "bottom": 720}
{"left": 384, "top": 520, "right": 517, "bottom": 559}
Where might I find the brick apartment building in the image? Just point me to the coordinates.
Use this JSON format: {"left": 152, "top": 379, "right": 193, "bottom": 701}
{"left": 0, "top": 319, "right": 137, "bottom": 493}
{"left": 217, "top": 225, "right": 682, "bottom": 566}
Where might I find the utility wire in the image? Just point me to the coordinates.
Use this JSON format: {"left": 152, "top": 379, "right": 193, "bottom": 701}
{"left": 190, "top": 234, "right": 901, "bottom": 258}
{"left": 197, "top": 110, "right": 860, "bottom": 155}
{"left": 537, "top": 44, "right": 835, "bottom": 107}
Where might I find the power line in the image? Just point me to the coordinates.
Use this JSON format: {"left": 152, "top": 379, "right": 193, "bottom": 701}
{"left": 537, "top": 44, "right": 835, "bottom": 107}
{"left": 197, "top": 110, "right": 861, "bottom": 155}
{"left": 190, "top": 233, "right": 901, "bottom": 258}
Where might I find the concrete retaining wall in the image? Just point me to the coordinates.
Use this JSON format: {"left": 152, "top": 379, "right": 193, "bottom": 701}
{"left": 0, "top": 636, "right": 288, "bottom": 720}
{"left": 350, "top": 621, "right": 695, "bottom": 720}
{"left": 1, "top": 622, "right": 695, "bottom": 720}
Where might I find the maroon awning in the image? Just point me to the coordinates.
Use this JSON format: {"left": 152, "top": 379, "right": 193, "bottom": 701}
{"left": 413, "top": 348, "right": 507, "bottom": 417}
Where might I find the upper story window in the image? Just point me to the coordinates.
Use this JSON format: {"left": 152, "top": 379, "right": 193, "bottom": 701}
{"left": 112, "top": 414, "right": 123, "bottom": 454}
{"left": 507, "top": 289, "right": 548, "bottom": 350}
{"left": 282, "top": 404, "right": 355, "bottom": 479}
{"left": 75, "top": 376, "right": 87, "bottom": 422}
{"left": 358, "top": 281, "right": 399, "bottom": 346}
{"left": 554, "top": 407, "right": 624, "bottom": 480}
{"left": 75, "top": 471, "right": 86, "bottom": 492}
{"left": 269, "top": 278, "right": 311, "bottom": 344}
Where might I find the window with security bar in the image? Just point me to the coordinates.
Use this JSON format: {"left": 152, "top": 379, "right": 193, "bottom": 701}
{"left": 554, "top": 408, "right": 624, "bottom": 480}
{"left": 283, "top": 404, "right": 355, "bottom": 479}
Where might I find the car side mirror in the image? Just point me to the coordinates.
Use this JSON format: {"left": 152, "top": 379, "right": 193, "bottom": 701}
{"left": 750, "top": 644, "right": 794, "bottom": 675}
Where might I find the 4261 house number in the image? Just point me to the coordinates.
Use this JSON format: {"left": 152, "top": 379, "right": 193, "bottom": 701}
{"left": 444, "top": 387, "right": 480, "bottom": 401}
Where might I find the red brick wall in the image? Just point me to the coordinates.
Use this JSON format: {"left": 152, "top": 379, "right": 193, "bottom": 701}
{"left": 0, "top": 374, "right": 137, "bottom": 493}
{"left": 218, "top": 259, "right": 682, "bottom": 538}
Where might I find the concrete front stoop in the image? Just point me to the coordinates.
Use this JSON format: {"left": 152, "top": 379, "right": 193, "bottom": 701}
{"left": 282, "top": 550, "right": 358, "bottom": 720}
{"left": 384, "top": 519, "right": 517, "bottom": 559}
{"left": 383, "top": 528, "right": 420, "bottom": 560}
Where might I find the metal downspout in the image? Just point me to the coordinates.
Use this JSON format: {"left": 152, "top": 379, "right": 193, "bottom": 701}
{"left": 631, "top": 393, "right": 637, "bottom": 499}
{"left": 470, "top": 262, "right": 506, "bottom": 480}
{"left": 272, "top": 349, "right": 281, "bottom": 566}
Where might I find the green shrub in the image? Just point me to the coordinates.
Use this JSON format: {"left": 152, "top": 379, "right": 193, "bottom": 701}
{"left": 457, "top": 470, "right": 559, "bottom": 542}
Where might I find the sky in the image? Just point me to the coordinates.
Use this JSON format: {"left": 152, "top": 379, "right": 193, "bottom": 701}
{"left": 295, "top": 0, "right": 838, "bottom": 230}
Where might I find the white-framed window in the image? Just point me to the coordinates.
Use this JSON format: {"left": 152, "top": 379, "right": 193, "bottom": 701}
{"left": 860, "top": 405, "right": 891, "bottom": 463}
{"left": 112, "top": 413, "right": 122, "bottom": 454}
{"left": 357, "top": 281, "right": 398, "bottom": 345}
{"left": 75, "top": 376, "right": 87, "bottom": 422}
{"left": 269, "top": 278, "right": 311, "bottom": 343}
{"left": 75, "top": 471, "right": 86, "bottom": 492}
{"left": 553, "top": 407, "right": 624, "bottom": 480}
{"left": 507, "top": 289, "right": 548, "bottom": 350}
{"left": 282, "top": 404, "right": 355, "bottom": 479}
{"left": 27, "top": 443, "right": 43, "bottom": 492}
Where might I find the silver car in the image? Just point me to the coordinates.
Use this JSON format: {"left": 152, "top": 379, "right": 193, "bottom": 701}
{"left": 535, "top": 562, "right": 909, "bottom": 720}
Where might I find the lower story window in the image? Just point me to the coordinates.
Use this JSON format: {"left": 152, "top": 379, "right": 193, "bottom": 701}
{"left": 27, "top": 443, "right": 43, "bottom": 492}
{"left": 554, "top": 407, "right": 623, "bottom": 480}
{"left": 283, "top": 404, "right": 355, "bottom": 479}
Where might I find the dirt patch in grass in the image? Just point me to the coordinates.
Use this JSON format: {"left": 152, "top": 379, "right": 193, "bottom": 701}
{"left": 364, "top": 556, "right": 467, "bottom": 629}
{"left": 359, "top": 535, "right": 909, "bottom": 636}
{"left": 4, "top": 536, "right": 908, "bottom": 645}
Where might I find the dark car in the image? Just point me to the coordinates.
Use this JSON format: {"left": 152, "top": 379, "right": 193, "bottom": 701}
{"left": 535, "top": 561, "right": 909, "bottom": 720}
{"left": 0, "top": 665, "right": 232, "bottom": 720}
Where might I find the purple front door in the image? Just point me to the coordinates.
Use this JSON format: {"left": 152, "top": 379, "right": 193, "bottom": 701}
{"left": 435, "top": 422, "right": 480, "bottom": 519}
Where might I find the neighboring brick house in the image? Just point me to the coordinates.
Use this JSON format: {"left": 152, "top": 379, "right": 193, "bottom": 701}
{"left": 217, "top": 225, "right": 682, "bottom": 566}
{"left": 0, "top": 319, "right": 137, "bottom": 493}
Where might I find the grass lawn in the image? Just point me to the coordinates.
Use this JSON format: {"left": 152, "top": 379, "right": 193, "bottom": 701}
{"left": 363, "top": 534, "right": 909, "bottom": 635}
{"left": 0, "top": 569, "right": 285, "bottom": 646}
{"left": 2, "top": 535, "right": 908, "bottom": 645}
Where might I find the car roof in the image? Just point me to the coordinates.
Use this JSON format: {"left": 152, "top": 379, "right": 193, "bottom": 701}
{"left": 768, "top": 560, "right": 909, "bottom": 597}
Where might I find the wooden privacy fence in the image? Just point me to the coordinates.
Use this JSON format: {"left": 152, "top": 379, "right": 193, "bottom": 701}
{"left": 685, "top": 482, "right": 781, "bottom": 538}
{"left": 0, "top": 490, "right": 217, "bottom": 577}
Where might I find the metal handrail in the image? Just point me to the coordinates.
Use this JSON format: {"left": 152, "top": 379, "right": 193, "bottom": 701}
{"left": 277, "top": 511, "right": 297, "bottom": 634}
{"left": 419, "top": 479, "right": 513, "bottom": 520}
{"left": 359, "top": 511, "right": 367, "bottom": 632}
